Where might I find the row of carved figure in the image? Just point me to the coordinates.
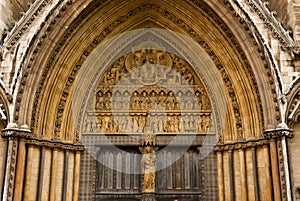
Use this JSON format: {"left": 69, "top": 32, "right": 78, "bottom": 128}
{"left": 95, "top": 90, "right": 211, "bottom": 111}
{"left": 83, "top": 114, "right": 211, "bottom": 133}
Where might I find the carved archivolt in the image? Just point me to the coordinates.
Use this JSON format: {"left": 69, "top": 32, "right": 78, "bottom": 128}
{"left": 83, "top": 49, "right": 212, "bottom": 135}
{"left": 287, "top": 80, "right": 300, "bottom": 127}
{"left": 21, "top": 1, "right": 266, "bottom": 141}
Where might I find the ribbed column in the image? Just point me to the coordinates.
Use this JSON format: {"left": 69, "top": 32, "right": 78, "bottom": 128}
{"left": 0, "top": 137, "right": 8, "bottom": 200}
{"left": 73, "top": 151, "right": 81, "bottom": 201}
{"left": 251, "top": 147, "right": 259, "bottom": 201}
{"left": 217, "top": 151, "right": 224, "bottom": 201}
{"left": 215, "top": 138, "right": 276, "bottom": 201}
{"left": 62, "top": 150, "right": 69, "bottom": 201}
{"left": 49, "top": 148, "right": 58, "bottom": 201}
{"left": 56, "top": 150, "right": 65, "bottom": 200}
{"left": 222, "top": 150, "right": 230, "bottom": 201}
{"left": 228, "top": 150, "right": 235, "bottom": 201}
{"left": 281, "top": 136, "right": 292, "bottom": 201}
{"left": 2, "top": 137, "right": 17, "bottom": 201}
{"left": 66, "top": 151, "right": 75, "bottom": 201}
{"left": 0, "top": 128, "right": 84, "bottom": 201}
{"left": 23, "top": 145, "right": 40, "bottom": 201}
{"left": 13, "top": 139, "right": 26, "bottom": 201}
{"left": 270, "top": 139, "right": 281, "bottom": 200}
{"left": 264, "top": 128, "right": 294, "bottom": 201}
{"left": 41, "top": 148, "right": 52, "bottom": 201}
{"left": 262, "top": 145, "right": 272, "bottom": 200}
{"left": 37, "top": 147, "right": 46, "bottom": 201}
{"left": 245, "top": 147, "right": 255, "bottom": 201}
{"left": 239, "top": 148, "right": 247, "bottom": 201}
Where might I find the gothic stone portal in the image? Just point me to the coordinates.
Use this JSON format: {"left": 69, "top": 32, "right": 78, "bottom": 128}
{"left": 79, "top": 49, "right": 218, "bottom": 201}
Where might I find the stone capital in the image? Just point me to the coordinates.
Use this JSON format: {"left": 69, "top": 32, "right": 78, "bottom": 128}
{"left": 263, "top": 128, "right": 294, "bottom": 139}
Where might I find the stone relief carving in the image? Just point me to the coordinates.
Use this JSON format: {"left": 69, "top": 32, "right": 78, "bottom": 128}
{"left": 101, "top": 49, "right": 196, "bottom": 86}
{"left": 82, "top": 49, "right": 213, "bottom": 134}
{"left": 141, "top": 146, "right": 156, "bottom": 193}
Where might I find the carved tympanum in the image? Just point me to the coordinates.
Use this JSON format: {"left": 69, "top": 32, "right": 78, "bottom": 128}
{"left": 83, "top": 49, "right": 213, "bottom": 134}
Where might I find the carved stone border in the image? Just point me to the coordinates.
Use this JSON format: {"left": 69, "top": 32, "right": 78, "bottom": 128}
{"left": 214, "top": 138, "right": 270, "bottom": 152}
{"left": 1, "top": 128, "right": 84, "bottom": 151}
{"left": 40, "top": 3, "right": 248, "bottom": 140}
{"left": 244, "top": 0, "right": 294, "bottom": 48}
{"left": 10, "top": 1, "right": 272, "bottom": 141}
{"left": 3, "top": 0, "right": 53, "bottom": 49}
{"left": 287, "top": 79, "right": 300, "bottom": 127}
{"left": 221, "top": 0, "right": 282, "bottom": 122}
{"left": 263, "top": 128, "right": 294, "bottom": 139}
{"left": 25, "top": 138, "right": 84, "bottom": 151}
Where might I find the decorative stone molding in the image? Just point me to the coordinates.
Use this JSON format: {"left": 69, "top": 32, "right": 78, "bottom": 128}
{"left": 49, "top": 3, "right": 252, "bottom": 140}
{"left": 287, "top": 79, "right": 300, "bottom": 126}
{"left": 7, "top": 0, "right": 268, "bottom": 142}
{"left": 214, "top": 138, "right": 269, "bottom": 152}
{"left": 0, "top": 46, "right": 3, "bottom": 61}
{"left": 1, "top": 128, "right": 84, "bottom": 151}
{"left": 223, "top": 0, "right": 284, "bottom": 123}
{"left": 5, "top": 138, "right": 19, "bottom": 201}
{"left": 3, "top": 0, "right": 52, "bottom": 50}
{"left": 245, "top": 0, "right": 293, "bottom": 48}
{"left": 263, "top": 128, "right": 294, "bottom": 139}
{"left": 25, "top": 138, "right": 84, "bottom": 151}
{"left": 1, "top": 128, "right": 33, "bottom": 138}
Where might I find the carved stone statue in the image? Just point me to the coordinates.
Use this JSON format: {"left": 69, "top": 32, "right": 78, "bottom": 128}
{"left": 142, "top": 146, "right": 156, "bottom": 193}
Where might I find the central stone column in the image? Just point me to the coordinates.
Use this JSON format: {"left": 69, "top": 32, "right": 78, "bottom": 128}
{"left": 141, "top": 127, "right": 156, "bottom": 201}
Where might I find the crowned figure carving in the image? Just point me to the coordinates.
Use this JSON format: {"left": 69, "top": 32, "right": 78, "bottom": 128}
{"left": 141, "top": 127, "right": 156, "bottom": 193}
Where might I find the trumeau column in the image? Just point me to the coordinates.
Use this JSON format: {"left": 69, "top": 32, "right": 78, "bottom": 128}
{"left": 264, "top": 128, "right": 294, "bottom": 201}
{"left": 0, "top": 128, "right": 84, "bottom": 201}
